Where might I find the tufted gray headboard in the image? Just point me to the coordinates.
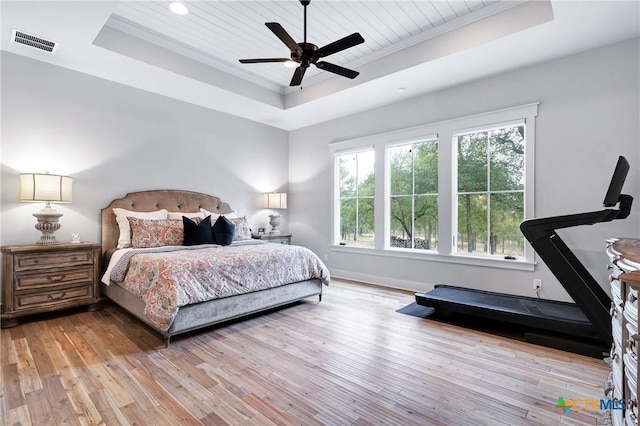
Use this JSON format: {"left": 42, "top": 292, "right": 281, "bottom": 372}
{"left": 100, "top": 190, "right": 233, "bottom": 255}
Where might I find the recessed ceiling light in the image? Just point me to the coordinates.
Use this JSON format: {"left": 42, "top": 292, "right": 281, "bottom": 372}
{"left": 169, "top": 2, "right": 189, "bottom": 15}
{"left": 398, "top": 87, "right": 406, "bottom": 92}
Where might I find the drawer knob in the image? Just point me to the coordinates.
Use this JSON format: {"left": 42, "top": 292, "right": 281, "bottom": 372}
{"left": 48, "top": 275, "right": 66, "bottom": 282}
{"left": 604, "top": 383, "right": 614, "bottom": 396}
{"left": 47, "top": 292, "right": 66, "bottom": 301}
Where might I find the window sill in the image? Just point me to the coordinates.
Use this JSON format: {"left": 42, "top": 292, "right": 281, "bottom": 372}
{"left": 330, "top": 244, "right": 535, "bottom": 271}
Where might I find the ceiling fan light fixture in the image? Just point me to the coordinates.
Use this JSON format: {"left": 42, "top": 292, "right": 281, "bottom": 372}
{"left": 283, "top": 60, "right": 298, "bottom": 68}
{"left": 169, "top": 2, "right": 189, "bottom": 15}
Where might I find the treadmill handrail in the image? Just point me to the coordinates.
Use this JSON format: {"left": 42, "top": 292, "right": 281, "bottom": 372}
{"left": 521, "top": 194, "right": 632, "bottom": 242}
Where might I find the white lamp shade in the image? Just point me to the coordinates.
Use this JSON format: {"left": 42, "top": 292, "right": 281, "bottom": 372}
{"left": 263, "top": 192, "right": 287, "bottom": 209}
{"left": 20, "top": 173, "right": 73, "bottom": 203}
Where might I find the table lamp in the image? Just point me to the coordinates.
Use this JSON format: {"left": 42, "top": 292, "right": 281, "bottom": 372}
{"left": 263, "top": 192, "right": 287, "bottom": 234}
{"left": 20, "top": 173, "right": 73, "bottom": 245}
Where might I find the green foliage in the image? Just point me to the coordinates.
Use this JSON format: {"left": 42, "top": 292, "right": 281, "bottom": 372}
{"left": 338, "top": 151, "right": 375, "bottom": 246}
{"left": 389, "top": 141, "right": 438, "bottom": 250}
{"left": 337, "top": 124, "right": 525, "bottom": 255}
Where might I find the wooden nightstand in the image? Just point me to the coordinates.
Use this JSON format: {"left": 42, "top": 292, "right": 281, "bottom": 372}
{"left": 1, "top": 242, "right": 101, "bottom": 328}
{"left": 251, "top": 233, "right": 292, "bottom": 245}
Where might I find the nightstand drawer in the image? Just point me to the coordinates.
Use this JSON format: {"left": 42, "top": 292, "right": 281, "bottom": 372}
{"left": 269, "top": 238, "right": 289, "bottom": 245}
{"left": 14, "top": 284, "right": 94, "bottom": 312}
{"left": 15, "top": 266, "right": 94, "bottom": 291}
{"left": 14, "top": 250, "right": 94, "bottom": 271}
{"left": 251, "top": 233, "right": 292, "bottom": 245}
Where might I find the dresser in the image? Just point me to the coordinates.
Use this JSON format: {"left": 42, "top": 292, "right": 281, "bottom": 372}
{"left": 1, "top": 242, "right": 101, "bottom": 327}
{"left": 607, "top": 238, "right": 640, "bottom": 425}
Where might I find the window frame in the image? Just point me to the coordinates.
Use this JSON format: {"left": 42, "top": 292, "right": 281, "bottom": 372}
{"left": 329, "top": 103, "right": 538, "bottom": 270}
{"left": 332, "top": 145, "right": 376, "bottom": 248}
{"left": 452, "top": 119, "right": 528, "bottom": 261}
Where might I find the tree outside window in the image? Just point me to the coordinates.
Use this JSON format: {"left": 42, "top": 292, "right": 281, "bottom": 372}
{"left": 388, "top": 140, "right": 438, "bottom": 250}
{"left": 338, "top": 150, "right": 375, "bottom": 246}
{"left": 455, "top": 125, "right": 525, "bottom": 257}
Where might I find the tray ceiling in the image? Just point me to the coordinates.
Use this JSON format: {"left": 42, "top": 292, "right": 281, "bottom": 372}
{"left": 2, "top": 1, "right": 639, "bottom": 130}
{"left": 106, "top": 0, "right": 503, "bottom": 92}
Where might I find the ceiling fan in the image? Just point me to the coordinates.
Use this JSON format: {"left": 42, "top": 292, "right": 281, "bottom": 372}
{"left": 239, "top": 0, "right": 365, "bottom": 87}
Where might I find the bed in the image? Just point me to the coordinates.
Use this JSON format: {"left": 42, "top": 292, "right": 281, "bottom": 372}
{"left": 100, "top": 189, "right": 328, "bottom": 346}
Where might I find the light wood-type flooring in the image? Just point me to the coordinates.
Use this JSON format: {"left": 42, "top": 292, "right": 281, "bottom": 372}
{"left": 1, "top": 279, "right": 610, "bottom": 425}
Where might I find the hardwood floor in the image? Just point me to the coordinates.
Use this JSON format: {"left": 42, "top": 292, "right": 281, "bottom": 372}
{"left": 1, "top": 279, "right": 609, "bottom": 425}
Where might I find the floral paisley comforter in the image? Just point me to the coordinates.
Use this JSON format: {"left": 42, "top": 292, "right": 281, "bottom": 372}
{"left": 104, "top": 241, "right": 330, "bottom": 331}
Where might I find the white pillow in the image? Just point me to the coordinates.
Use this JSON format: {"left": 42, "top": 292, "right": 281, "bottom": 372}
{"left": 167, "top": 211, "right": 204, "bottom": 220}
{"left": 113, "top": 208, "right": 168, "bottom": 248}
{"left": 200, "top": 208, "right": 236, "bottom": 220}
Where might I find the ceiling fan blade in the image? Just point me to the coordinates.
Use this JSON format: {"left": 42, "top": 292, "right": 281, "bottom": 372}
{"left": 239, "top": 58, "right": 291, "bottom": 63}
{"left": 266, "top": 22, "right": 302, "bottom": 55}
{"left": 315, "top": 61, "right": 359, "bottom": 79}
{"left": 290, "top": 66, "right": 307, "bottom": 86}
{"left": 314, "top": 33, "right": 364, "bottom": 59}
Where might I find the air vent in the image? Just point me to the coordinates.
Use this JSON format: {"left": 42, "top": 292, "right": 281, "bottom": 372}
{"left": 12, "top": 29, "right": 58, "bottom": 53}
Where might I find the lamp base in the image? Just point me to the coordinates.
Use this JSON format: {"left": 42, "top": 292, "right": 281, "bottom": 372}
{"left": 268, "top": 213, "right": 281, "bottom": 235}
{"left": 36, "top": 234, "right": 60, "bottom": 245}
{"left": 33, "top": 207, "right": 63, "bottom": 245}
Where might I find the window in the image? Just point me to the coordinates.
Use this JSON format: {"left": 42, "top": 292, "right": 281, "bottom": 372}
{"left": 330, "top": 103, "right": 537, "bottom": 270}
{"left": 455, "top": 123, "right": 525, "bottom": 258}
{"left": 388, "top": 140, "right": 438, "bottom": 250}
{"left": 336, "top": 149, "right": 375, "bottom": 246}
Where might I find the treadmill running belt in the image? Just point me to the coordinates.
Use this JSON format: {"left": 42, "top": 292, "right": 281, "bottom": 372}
{"left": 424, "top": 285, "right": 589, "bottom": 323}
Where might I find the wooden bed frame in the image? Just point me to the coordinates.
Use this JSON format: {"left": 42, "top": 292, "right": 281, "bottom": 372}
{"left": 100, "top": 190, "right": 323, "bottom": 346}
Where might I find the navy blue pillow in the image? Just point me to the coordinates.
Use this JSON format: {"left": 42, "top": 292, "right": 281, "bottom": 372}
{"left": 183, "top": 215, "right": 214, "bottom": 246}
{"left": 212, "top": 215, "right": 236, "bottom": 246}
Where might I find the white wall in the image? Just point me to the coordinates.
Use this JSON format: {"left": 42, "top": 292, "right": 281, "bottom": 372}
{"left": 2, "top": 39, "right": 639, "bottom": 303}
{"left": 0, "top": 52, "right": 290, "bottom": 249}
{"left": 289, "top": 38, "right": 640, "bottom": 301}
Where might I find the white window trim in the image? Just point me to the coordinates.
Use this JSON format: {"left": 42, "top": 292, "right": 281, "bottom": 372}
{"left": 329, "top": 103, "right": 539, "bottom": 270}
{"left": 452, "top": 117, "right": 534, "bottom": 262}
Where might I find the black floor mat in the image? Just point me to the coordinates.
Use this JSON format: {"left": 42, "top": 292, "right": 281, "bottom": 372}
{"left": 396, "top": 302, "right": 435, "bottom": 317}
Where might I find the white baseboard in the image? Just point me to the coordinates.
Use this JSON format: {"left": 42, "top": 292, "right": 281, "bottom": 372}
{"left": 329, "top": 268, "right": 435, "bottom": 294}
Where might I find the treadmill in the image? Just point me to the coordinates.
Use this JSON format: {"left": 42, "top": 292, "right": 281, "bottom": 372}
{"left": 415, "top": 156, "right": 633, "bottom": 357}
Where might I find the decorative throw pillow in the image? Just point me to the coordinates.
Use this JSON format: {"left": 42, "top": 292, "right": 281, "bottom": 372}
{"left": 113, "top": 208, "right": 168, "bottom": 248}
{"left": 168, "top": 211, "right": 204, "bottom": 220}
{"left": 183, "top": 215, "right": 214, "bottom": 246}
{"left": 128, "top": 218, "right": 184, "bottom": 248}
{"left": 212, "top": 215, "right": 235, "bottom": 246}
{"left": 231, "top": 216, "right": 252, "bottom": 241}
